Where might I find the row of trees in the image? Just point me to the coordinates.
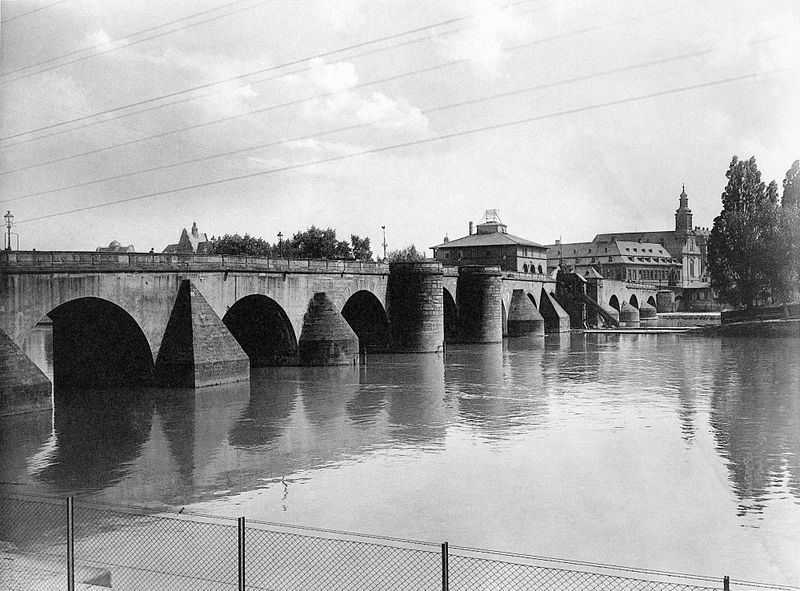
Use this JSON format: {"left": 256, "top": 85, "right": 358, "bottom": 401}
{"left": 707, "top": 157, "right": 800, "bottom": 308}
{"left": 209, "top": 225, "right": 426, "bottom": 262}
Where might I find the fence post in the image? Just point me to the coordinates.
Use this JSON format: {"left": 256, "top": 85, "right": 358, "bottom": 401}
{"left": 724, "top": 576, "right": 730, "bottom": 591}
{"left": 67, "top": 497, "right": 75, "bottom": 591}
{"left": 238, "top": 517, "right": 246, "bottom": 591}
{"left": 441, "top": 542, "right": 449, "bottom": 591}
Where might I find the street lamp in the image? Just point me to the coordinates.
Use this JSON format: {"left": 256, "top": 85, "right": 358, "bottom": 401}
{"left": 381, "top": 225, "right": 386, "bottom": 261}
{"left": 4, "top": 211, "right": 13, "bottom": 251}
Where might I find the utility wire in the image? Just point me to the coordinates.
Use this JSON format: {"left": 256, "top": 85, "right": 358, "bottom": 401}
{"left": 0, "top": 2, "right": 535, "bottom": 138}
{"left": 15, "top": 66, "right": 790, "bottom": 225}
{"left": 0, "top": 0, "right": 69, "bottom": 24}
{"left": 4, "top": 0, "right": 699, "bottom": 143}
{"left": 0, "top": 0, "right": 704, "bottom": 172}
{"left": 0, "top": 0, "right": 276, "bottom": 81}
{"left": 1, "top": 45, "right": 726, "bottom": 205}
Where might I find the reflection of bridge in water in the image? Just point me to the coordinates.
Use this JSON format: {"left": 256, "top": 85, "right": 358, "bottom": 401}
{"left": 1, "top": 251, "right": 662, "bottom": 414}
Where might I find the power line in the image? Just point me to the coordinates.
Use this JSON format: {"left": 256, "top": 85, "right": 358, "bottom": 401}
{"left": 0, "top": 0, "right": 69, "bottom": 24}
{"left": 0, "top": 0, "right": 704, "bottom": 173}
{"left": 16, "top": 66, "right": 790, "bottom": 225}
{"left": 1, "top": 45, "right": 724, "bottom": 206}
{"left": 0, "top": 1, "right": 534, "bottom": 139}
{"left": 0, "top": 0, "right": 276, "bottom": 81}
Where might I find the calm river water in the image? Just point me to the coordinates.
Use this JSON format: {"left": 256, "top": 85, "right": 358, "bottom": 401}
{"left": 2, "top": 329, "right": 799, "bottom": 585}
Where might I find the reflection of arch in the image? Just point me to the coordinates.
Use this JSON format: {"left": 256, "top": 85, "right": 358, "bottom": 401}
{"left": 342, "top": 290, "right": 391, "bottom": 353}
{"left": 47, "top": 297, "right": 154, "bottom": 390}
{"left": 223, "top": 295, "right": 297, "bottom": 366}
{"left": 609, "top": 295, "right": 620, "bottom": 311}
{"left": 629, "top": 294, "right": 639, "bottom": 308}
{"left": 443, "top": 288, "right": 459, "bottom": 343}
{"left": 527, "top": 292, "right": 537, "bottom": 309}
{"left": 647, "top": 296, "right": 657, "bottom": 308}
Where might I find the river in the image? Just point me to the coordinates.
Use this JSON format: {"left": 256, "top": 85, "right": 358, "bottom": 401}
{"left": 1, "top": 327, "right": 798, "bottom": 585}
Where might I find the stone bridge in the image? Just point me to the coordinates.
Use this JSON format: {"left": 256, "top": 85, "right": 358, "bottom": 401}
{"left": 0, "top": 251, "right": 660, "bottom": 415}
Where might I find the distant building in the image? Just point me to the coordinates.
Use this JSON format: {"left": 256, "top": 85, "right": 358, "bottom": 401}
{"left": 545, "top": 186, "right": 715, "bottom": 310}
{"left": 430, "top": 210, "right": 548, "bottom": 274}
{"left": 163, "top": 222, "right": 211, "bottom": 254}
{"left": 96, "top": 240, "right": 135, "bottom": 253}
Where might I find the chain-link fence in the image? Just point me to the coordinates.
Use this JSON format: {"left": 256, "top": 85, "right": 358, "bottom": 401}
{"left": 1, "top": 492, "right": 797, "bottom": 591}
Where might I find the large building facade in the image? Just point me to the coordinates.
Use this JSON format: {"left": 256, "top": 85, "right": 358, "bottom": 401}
{"left": 431, "top": 211, "right": 548, "bottom": 275}
{"left": 545, "top": 187, "right": 715, "bottom": 310}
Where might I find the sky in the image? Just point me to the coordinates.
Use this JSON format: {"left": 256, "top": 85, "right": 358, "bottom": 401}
{"left": 0, "top": 0, "right": 798, "bottom": 254}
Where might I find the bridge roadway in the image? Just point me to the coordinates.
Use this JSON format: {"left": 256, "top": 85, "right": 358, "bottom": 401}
{"left": 0, "top": 251, "right": 659, "bottom": 415}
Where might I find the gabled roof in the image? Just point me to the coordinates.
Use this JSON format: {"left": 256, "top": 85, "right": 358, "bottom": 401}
{"left": 432, "top": 231, "right": 545, "bottom": 250}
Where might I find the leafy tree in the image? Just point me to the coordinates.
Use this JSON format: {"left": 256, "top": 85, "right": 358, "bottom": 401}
{"left": 209, "top": 233, "right": 273, "bottom": 256}
{"left": 387, "top": 244, "right": 425, "bottom": 262}
{"left": 350, "top": 234, "right": 373, "bottom": 261}
{"left": 783, "top": 159, "right": 800, "bottom": 208}
{"left": 707, "top": 156, "right": 782, "bottom": 308}
{"left": 286, "top": 226, "right": 352, "bottom": 259}
{"left": 780, "top": 160, "right": 800, "bottom": 299}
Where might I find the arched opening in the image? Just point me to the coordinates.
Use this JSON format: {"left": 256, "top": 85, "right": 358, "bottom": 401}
{"left": 443, "top": 288, "right": 459, "bottom": 343}
{"left": 609, "top": 295, "right": 620, "bottom": 311}
{"left": 630, "top": 294, "right": 639, "bottom": 308}
{"left": 647, "top": 295, "right": 657, "bottom": 308}
{"left": 223, "top": 295, "right": 297, "bottom": 366}
{"left": 537, "top": 264, "right": 543, "bottom": 274}
{"left": 527, "top": 292, "right": 537, "bottom": 308}
{"left": 522, "top": 263, "right": 529, "bottom": 273}
{"left": 47, "top": 298, "right": 154, "bottom": 390}
{"left": 341, "top": 290, "right": 391, "bottom": 353}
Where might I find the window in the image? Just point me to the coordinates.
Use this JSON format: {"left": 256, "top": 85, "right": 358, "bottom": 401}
{"left": 538, "top": 265, "right": 543, "bottom": 274}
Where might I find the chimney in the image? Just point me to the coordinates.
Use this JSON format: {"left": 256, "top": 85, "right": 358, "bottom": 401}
{"left": 469, "top": 221, "right": 473, "bottom": 235}
{"left": 555, "top": 239, "right": 561, "bottom": 245}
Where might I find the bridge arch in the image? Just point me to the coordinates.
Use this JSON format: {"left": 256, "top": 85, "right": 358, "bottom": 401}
{"left": 647, "top": 295, "right": 657, "bottom": 308}
{"left": 629, "top": 294, "right": 639, "bottom": 308}
{"left": 47, "top": 297, "right": 154, "bottom": 390}
{"left": 443, "top": 287, "right": 458, "bottom": 343}
{"left": 341, "top": 290, "right": 391, "bottom": 353}
{"left": 223, "top": 294, "right": 298, "bottom": 366}
{"left": 609, "top": 295, "right": 620, "bottom": 311}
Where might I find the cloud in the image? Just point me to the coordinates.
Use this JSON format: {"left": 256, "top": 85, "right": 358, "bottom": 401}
{"left": 438, "top": 0, "right": 532, "bottom": 76}
{"left": 300, "top": 58, "right": 430, "bottom": 142}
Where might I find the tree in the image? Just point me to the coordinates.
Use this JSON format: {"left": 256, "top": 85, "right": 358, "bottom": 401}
{"left": 350, "top": 234, "right": 373, "bottom": 261}
{"left": 209, "top": 233, "right": 273, "bottom": 256}
{"left": 387, "top": 244, "right": 425, "bottom": 262}
{"left": 707, "top": 156, "right": 782, "bottom": 308}
{"left": 286, "top": 226, "right": 352, "bottom": 259}
{"left": 780, "top": 160, "right": 800, "bottom": 299}
{"left": 783, "top": 159, "right": 800, "bottom": 208}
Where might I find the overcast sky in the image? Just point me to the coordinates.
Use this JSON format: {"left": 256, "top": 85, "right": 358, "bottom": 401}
{"left": 1, "top": 0, "right": 798, "bottom": 254}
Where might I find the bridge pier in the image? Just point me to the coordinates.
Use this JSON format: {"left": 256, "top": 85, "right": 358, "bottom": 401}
{"left": 0, "top": 329, "right": 51, "bottom": 415}
{"left": 457, "top": 266, "right": 503, "bottom": 343}
{"left": 298, "top": 293, "right": 359, "bottom": 365}
{"left": 386, "top": 262, "right": 444, "bottom": 352}
{"left": 155, "top": 280, "right": 250, "bottom": 387}
{"left": 507, "top": 289, "right": 545, "bottom": 337}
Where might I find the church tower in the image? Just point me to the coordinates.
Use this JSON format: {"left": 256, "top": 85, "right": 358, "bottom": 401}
{"left": 675, "top": 184, "right": 693, "bottom": 234}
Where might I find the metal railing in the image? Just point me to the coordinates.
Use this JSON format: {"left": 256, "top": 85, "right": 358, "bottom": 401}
{"left": 0, "top": 250, "right": 390, "bottom": 275}
{"left": 1, "top": 493, "right": 796, "bottom": 591}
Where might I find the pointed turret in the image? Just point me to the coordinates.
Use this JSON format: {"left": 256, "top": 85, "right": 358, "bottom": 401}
{"left": 675, "top": 184, "right": 693, "bottom": 234}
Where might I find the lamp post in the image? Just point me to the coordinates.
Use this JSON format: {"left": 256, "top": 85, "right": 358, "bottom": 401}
{"left": 4, "top": 211, "right": 13, "bottom": 251}
{"left": 277, "top": 232, "right": 283, "bottom": 256}
{"left": 381, "top": 226, "right": 386, "bottom": 261}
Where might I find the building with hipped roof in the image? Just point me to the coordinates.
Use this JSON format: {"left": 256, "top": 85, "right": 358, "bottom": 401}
{"left": 96, "top": 240, "right": 135, "bottom": 253}
{"left": 430, "top": 210, "right": 548, "bottom": 275}
{"left": 163, "top": 222, "right": 212, "bottom": 254}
